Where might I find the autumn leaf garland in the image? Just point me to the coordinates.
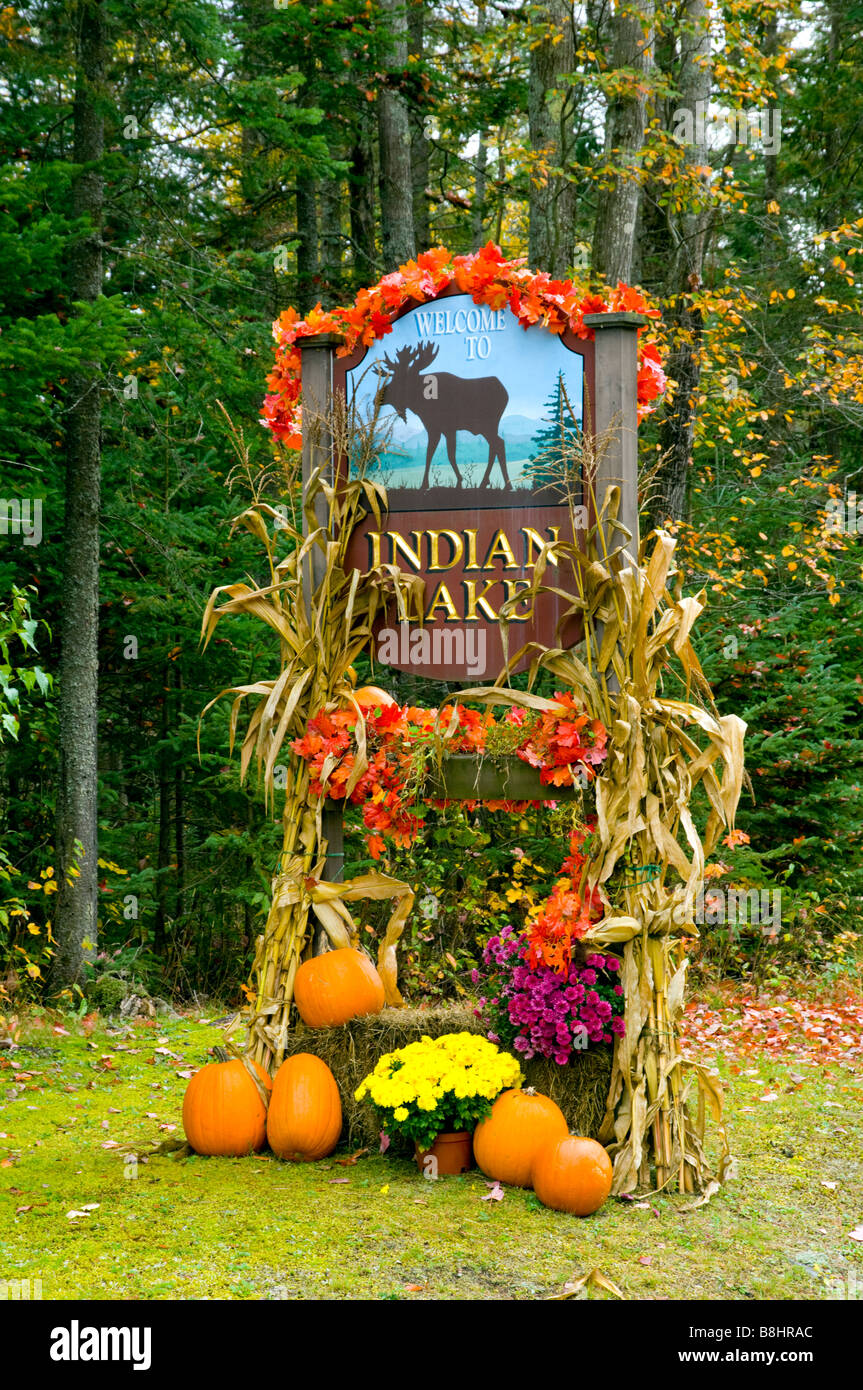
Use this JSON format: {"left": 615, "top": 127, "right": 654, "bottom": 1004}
{"left": 291, "top": 692, "right": 608, "bottom": 859}
{"left": 292, "top": 694, "right": 609, "bottom": 972}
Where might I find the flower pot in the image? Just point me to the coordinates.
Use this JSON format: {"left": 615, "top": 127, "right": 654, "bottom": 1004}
{"left": 414, "top": 1130, "right": 473, "bottom": 1177}
{"left": 429, "top": 754, "right": 579, "bottom": 802}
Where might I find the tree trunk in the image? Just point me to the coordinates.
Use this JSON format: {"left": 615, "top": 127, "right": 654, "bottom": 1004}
{"left": 408, "top": 0, "right": 431, "bottom": 252}
{"left": 528, "top": 0, "right": 577, "bottom": 276}
{"left": 652, "top": 0, "right": 712, "bottom": 526}
{"left": 349, "top": 119, "right": 378, "bottom": 284}
{"left": 153, "top": 668, "right": 172, "bottom": 959}
{"left": 319, "top": 171, "right": 344, "bottom": 302}
{"left": 174, "top": 664, "right": 185, "bottom": 925}
{"left": 470, "top": 1, "right": 488, "bottom": 250}
{"left": 378, "top": 0, "right": 416, "bottom": 267}
{"left": 296, "top": 32, "right": 320, "bottom": 309}
{"left": 52, "top": 0, "right": 105, "bottom": 991}
{"left": 296, "top": 174, "right": 319, "bottom": 308}
{"left": 592, "top": 0, "right": 654, "bottom": 285}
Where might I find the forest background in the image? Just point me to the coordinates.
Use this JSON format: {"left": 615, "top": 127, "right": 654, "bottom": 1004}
{"left": 1, "top": 0, "right": 861, "bottom": 1009}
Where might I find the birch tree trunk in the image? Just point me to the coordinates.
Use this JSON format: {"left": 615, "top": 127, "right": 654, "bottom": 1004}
{"left": 592, "top": 0, "right": 654, "bottom": 285}
{"left": 52, "top": 0, "right": 105, "bottom": 989}
{"left": 528, "top": 0, "right": 577, "bottom": 276}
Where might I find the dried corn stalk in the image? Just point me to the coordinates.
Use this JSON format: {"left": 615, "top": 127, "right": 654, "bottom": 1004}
{"left": 201, "top": 437, "right": 424, "bottom": 1072}
{"left": 436, "top": 475, "right": 744, "bottom": 1193}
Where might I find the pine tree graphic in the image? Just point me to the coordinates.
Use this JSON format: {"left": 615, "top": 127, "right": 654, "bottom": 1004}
{"left": 526, "top": 370, "right": 581, "bottom": 494}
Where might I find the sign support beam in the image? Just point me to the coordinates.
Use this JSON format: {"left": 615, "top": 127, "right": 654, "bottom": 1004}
{"left": 299, "top": 334, "right": 344, "bottom": 950}
{"left": 583, "top": 311, "right": 643, "bottom": 558}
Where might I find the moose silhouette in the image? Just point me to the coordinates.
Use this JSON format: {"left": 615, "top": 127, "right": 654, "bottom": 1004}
{"left": 375, "top": 341, "right": 510, "bottom": 490}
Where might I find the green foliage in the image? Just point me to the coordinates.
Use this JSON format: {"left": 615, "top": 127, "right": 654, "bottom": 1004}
{"left": 0, "top": 585, "right": 56, "bottom": 992}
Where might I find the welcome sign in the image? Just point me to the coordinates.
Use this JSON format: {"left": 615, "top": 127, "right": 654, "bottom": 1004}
{"left": 343, "top": 291, "right": 587, "bottom": 506}
{"left": 336, "top": 287, "right": 595, "bottom": 681}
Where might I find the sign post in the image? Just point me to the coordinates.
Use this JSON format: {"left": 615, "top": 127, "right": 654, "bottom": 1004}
{"left": 297, "top": 295, "right": 643, "bottom": 921}
{"left": 299, "top": 333, "right": 345, "bottom": 949}
{"left": 583, "top": 310, "right": 643, "bottom": 556}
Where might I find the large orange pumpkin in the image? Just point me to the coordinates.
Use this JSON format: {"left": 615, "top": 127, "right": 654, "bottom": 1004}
{"left": 267, "top": 1053, "right": 342, "bottom": 1161}
{"left": 532, "top": 1135, "right": 613, "bottom": 1215}
{"left": 350, "top": 685, "right": 395, "bottom": 710}
{"left": 294, "top": 947, "right": 385, "bottom": 1028}
{"left": 473, "top": 1088, "right": 568, "bottom": 1188}
{"left": 182, "top": 1050, "right": 272, "bottom": 1157}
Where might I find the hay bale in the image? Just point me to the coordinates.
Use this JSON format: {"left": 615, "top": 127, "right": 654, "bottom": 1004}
{"left": 282, "top": 1005, "right": 613, "bottom": 1150}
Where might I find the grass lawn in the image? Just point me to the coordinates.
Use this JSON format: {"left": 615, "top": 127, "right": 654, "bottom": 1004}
{"left": 1, "top": 1003, "right": 861, "bottom": 1301}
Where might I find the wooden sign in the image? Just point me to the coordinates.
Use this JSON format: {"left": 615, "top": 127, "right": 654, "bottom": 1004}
{"left": 301, "top": 297, "right": 642, "bottom": 684}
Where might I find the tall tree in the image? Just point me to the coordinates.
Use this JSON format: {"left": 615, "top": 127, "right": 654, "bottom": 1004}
{"left": 408, "top": 0, "right": 432, "bottom": 252}
{"left": 652, "top": 0, "right": 711, "bottom": 524}
{"left": 52, "top": 0, "right": 106, "bottom": 988}
{"left": 528, "top": 0, "right": 577, "bottom": 275}
{"left": 592, "top": 0, "right": 654, "bottom": 284}
{"left": 378, "top": 0, "right": 416, "bottom": 267}
{"left": 348, "top": 115, "right": 379, "bottom": 283}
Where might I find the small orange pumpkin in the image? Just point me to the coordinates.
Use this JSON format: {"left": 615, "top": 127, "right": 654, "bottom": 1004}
{"left": 182, "top": 1049, "right": 272, "bottom": 1157}
{"left": 294, "top": 947, "right": 385, "bottom": 1028}
{"left": 532, "top": 1135, "right": 613, "bottom": 1215}
{"left": 267, "top": 1053, "right": 342, "bottom": 1161}
{"left": 473, "top": 1088, "right": 568, "bottom": 1188}
{"left": 351, "top": 685, "right": 395, "bottom": 710}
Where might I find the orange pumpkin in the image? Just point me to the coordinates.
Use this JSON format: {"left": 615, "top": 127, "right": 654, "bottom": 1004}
{"left": 267, "top": 1053, "right": 342, "bottom": 1161}
{"left": 351, "top": 685, "right": 395, "bottom": 710}
{"left": 182, "top": 1050, "right": 272, "bottom": 1157}
{"left": 532, "top": 1135, "right": 613, "bottom": 1215}
{"left": 294, "top": 947, "right": 385, "bottom": 1028}
{"left": 473, "top": 1087, "right": 568, "bottom": 1188}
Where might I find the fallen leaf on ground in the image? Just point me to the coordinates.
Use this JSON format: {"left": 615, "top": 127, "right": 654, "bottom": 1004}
{"left": 679, "top": 1180, "right": 722, "bottom": 1212}
{"left": 549, "top": 1268, "right": 624, "bottom": 1301}
{"left": 683, "top": 983, "right": 863, "bottom": 1069}
{"left": 336, "top": 1147, "right": 369, "bottom": 1167}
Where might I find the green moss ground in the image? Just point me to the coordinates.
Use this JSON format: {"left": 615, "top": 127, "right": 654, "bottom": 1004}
{"left": 1, "top": 1011, "right": 861, "bottom": 1301}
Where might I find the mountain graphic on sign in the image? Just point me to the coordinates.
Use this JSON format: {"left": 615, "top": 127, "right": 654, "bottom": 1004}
{"left": 371, "top": 413, "right": 552, "bottom": 491}
{"left": 375, "top": 341, "right": 511, "bottom": 489}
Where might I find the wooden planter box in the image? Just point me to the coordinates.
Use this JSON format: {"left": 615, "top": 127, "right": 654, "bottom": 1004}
{"left": 428, "top": 753, "right": 579, "bottom": 801}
